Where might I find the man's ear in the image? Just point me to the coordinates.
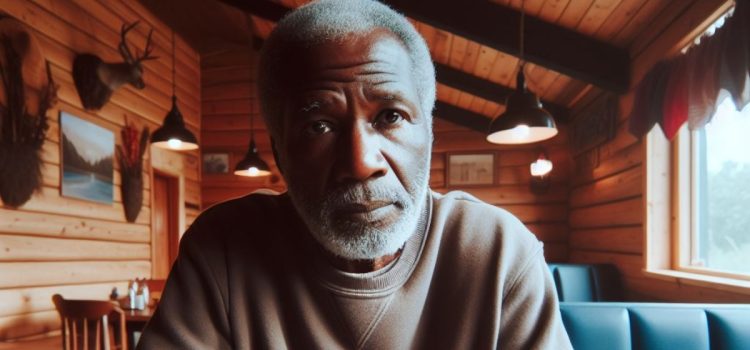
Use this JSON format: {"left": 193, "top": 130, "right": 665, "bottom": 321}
{"left": 270, "top": 137, "right": 284, "bottom": 176}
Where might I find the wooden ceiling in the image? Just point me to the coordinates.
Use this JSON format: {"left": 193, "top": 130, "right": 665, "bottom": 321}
{"left": 142, "top": 0, "right": 727, "bottom": 131}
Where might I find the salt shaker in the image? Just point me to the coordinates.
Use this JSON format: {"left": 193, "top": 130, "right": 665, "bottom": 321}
{"left": 128, "top": 279, "right": 138, "bottom": 309}
{"left": 135, "top": 285, "right": 145, "bottom": 310}
{"left": 142, "top": 282, "right": 150, "bottom": 307}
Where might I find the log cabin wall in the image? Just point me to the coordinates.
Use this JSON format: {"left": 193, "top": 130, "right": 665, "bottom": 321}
{"left": 568, "top": 0, "right": 749, "bottom": 302}
{"left": 0, "top": 0, "right": 201, "bottom": 341}
{"left": 201, "top": 47, "right": 285, "bottom": 208}
{"left": 200, "top": 49, "right": 571, "bottom": 263}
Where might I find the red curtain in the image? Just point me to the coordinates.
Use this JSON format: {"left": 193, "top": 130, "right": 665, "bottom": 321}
{"left": 629, "top": 0, "right": 749, "bottom": 139}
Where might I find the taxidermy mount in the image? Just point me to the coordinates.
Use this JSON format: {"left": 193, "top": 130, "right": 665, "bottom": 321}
{"left": 73, "top": 21, "right": 157, "bottom": 110}
{"left": 0, "top": 15, "right": 58, "bottom": 208}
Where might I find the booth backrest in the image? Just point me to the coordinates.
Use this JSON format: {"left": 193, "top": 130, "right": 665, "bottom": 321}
{"left": 560, "top": 302, "right": 750, "bottom": 350}
{"left": 548, "top": 263, "right": 623, "bottom": 301}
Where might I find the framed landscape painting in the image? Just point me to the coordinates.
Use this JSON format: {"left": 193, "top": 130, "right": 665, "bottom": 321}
{"left": 446, "top": 152, "right": 496, "bottom": 187}
{"left": 60, "top": 111, "right": 114, "bottom": 204}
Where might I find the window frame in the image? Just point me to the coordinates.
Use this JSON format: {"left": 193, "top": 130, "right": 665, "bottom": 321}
{"left": 640, "top": 0, "right": 750, "bottom": 295}
{"left": 672, "top": 113, "right": 750, "bottom": 282}
{"left": 644, "top": 125, "right": 750, "bottom": 294}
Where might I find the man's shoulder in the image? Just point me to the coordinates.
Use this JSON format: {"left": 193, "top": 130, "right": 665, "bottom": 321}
{"left": 184, "top": 190, "right": 290, "bottom": 243}
{"left": 200, "top": 189, "right": 286, "bottom": 219}
{"left": 429, "top": 189, "right": 541, "bottom": 253}
{"left": 431, "top": 190, "right": 523, "bottom": 227}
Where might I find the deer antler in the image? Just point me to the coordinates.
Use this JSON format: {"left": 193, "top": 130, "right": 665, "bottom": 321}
{"left": 118, "top": 21, "right": 140, "bottom": 64}
{"left": 136, "top": 29, "right": 158, "bottom": 62}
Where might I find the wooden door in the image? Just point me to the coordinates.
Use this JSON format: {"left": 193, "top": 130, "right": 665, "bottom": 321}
{"left": 152, "top": 171, "right": 179, "bottom": 279}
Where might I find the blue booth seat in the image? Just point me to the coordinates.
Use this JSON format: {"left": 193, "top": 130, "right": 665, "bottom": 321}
{"left": 560, "top": 302, "right": 750, "bottom": 350}
{"left": 548, "top": 263, "right": 623, "bottom": 302}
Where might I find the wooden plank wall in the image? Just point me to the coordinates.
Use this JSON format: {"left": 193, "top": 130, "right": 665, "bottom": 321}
{"left": 568, "top": 0, "right": 749, "bottom": 302}
{"left": 201, "top": 48, "right": 285, "bottom": 209}
{"left": 0, "top": 0, "right": 201, "bottom": 341}
{"left": 200, "top": 48, "right": 571, "bottom": 262}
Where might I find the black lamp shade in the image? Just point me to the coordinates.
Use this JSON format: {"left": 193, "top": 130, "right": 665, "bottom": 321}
{"left": 234, "top": 139, "right": 271, "bottom": 177}
{"left": 151, "top": 96, "right": 199, "bottom": 151}
{"left": 487, "top": 70, "right": 558, "bottom": 144}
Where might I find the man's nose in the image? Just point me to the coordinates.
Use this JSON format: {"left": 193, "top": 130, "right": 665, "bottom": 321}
{"left": 334, "top": 122, "right": 388, "bottom": 183}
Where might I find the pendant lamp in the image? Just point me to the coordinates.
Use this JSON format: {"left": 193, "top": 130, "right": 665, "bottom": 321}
{"left": 487, "top": 1, "right": 557, "bottom": 145}
{"left": 151, "top": 30, "right": 199, "bottom": 151}
{"left": 234, "top": 34, "right": 271, "bottom": 177}
{"left": 234, "top": 117, "right": 271, "bottom": 177}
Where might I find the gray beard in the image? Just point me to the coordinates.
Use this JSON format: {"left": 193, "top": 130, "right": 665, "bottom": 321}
{"left": 287, "top": 158, "right": 430, "bottom": 261}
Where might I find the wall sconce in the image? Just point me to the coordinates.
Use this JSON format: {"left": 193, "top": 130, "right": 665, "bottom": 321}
{"left": 530, "top": 152, "right": 552, "bottom": 194}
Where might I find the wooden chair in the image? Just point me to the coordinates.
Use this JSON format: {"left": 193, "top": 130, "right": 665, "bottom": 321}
{"left": 51, "top": 294, "right": 127, "bottom": 350}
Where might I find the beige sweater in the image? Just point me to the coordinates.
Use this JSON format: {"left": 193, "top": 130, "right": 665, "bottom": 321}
{"left": 137, "top": 191, "right": 572, "bottom": 349}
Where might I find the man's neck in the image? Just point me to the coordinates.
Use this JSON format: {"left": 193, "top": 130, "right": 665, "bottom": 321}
{"left": 324, "top": 248, "right": 403, "bottom": 273}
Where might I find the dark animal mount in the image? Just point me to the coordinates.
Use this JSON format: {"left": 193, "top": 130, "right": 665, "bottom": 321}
{"left": 73, "top": 21, "right": 157, "bottom": 110}
{"left": 0, "top": 34, "right": 58, "bottom": 207}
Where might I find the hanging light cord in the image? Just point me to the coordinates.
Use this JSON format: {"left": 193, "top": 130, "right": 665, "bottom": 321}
{"left": 248, "top": 31, "right": 255, "bottom": 143}
{"left": 171, "top": 30, "right": 176, "bottom": 97}
{"left": 249, "top": 99, "right": 255, "bottom": 142}
{"left": 519, "top": 0, "right": 525, "bottom": 64}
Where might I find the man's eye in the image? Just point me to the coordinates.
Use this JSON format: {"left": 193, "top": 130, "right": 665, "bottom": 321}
{"left": 375, "top": 110, "right": 404, "bottom": 127}
{"left": 306, "top": 120, "right": 333, "bottom": 135}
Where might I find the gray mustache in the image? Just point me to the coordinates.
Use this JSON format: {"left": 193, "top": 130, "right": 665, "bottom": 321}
{"left": 324, "top": 182, "right": 408, "bottom": 208}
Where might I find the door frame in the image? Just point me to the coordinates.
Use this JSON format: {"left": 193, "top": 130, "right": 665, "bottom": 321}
{"left": 149, "top": 148, "right": 188, "bottom": 278}
{"left": 151, "top": 170, "right": 180, "bottom": 277}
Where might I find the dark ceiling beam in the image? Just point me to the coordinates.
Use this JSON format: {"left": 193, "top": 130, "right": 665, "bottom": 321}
{"left": 435, "top": 63, "right": 569, "bottom": 121}
{"left": 220, "top": 0, "right": 563, "bottom": 131}
{"left": 433, "top": 101, "right": 489, "bottom": 133}
{"left": 383, "top": 0, "right": 630, "bottom": 93}
{"left": 221, "top": 0, "right": 629, "bottom": 92}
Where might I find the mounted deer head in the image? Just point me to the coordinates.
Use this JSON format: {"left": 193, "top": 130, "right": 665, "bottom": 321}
{"left": 72, "top": 21, "right": 157, "bottom": 110}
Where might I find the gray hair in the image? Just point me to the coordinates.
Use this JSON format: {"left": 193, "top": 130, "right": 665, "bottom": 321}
{"left": 257, "top": 0, "right": 436, "bottom": 139}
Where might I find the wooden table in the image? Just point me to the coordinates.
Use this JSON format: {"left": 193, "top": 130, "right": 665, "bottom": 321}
{"left": 120, "top": 306, "right": 156, "bottom": 348}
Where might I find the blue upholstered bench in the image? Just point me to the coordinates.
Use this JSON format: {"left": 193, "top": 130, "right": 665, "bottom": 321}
{"left": 548, "top": 263, "right": 623, "bottom": 301}
{"left": 560, "top": 302, "right": 750, "bottom": 350}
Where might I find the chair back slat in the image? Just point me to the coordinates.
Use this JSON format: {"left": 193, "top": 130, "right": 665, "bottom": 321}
{"left": 96, "top": 320, "right": 101, "bottom": 350}
{"left": 82, "top": 318, "right": 88, "bottom": 349}
{"left": 52, "top": 294, "right": 127, "bottom": 350}
{"left": 102, "top": 315, "right": 111, "bottom": 350}
{"left": 71, "top": 320, "right": 77, "bottom": 350}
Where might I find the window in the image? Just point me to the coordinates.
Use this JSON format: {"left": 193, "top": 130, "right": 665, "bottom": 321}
{"left": 643, "top": 5, "right": 750, "bottom": 292}
{"left": 674, "top": 98, "right": 750, "bottom": 279}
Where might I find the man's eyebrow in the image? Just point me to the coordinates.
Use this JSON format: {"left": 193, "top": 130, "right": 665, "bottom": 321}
{"left": 298, "top": 100, "right": 321, "bottom": 113}
{"left": 368, "top": 90, "right": 404, "bottom": 102}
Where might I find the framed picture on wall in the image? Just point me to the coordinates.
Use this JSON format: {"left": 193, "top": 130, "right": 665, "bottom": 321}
{"left": 203, "top": 152, "right": 229, "bottom": 174}
{"left": 59, "top": 111, "right": 114, "bottom": 204}
{"left": 446, "top": 152, "right": 496, "bottom": 187}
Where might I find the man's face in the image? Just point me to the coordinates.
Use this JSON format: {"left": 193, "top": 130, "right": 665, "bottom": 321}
{"left": 274, "top": 29, "right": 432, "bottom": 260}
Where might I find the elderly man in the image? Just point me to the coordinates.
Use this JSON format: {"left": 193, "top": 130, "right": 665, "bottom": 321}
{"left": 138, "top": 0, "right": 572, "bottom": 348}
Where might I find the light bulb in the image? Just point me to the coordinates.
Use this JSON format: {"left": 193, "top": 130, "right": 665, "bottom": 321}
{"left": 511, "top": 124, "right": 530, "bottom": 140}
{"left": 247, "top": 167, "right": 259, "bottom": 176}
{"left": 167, "top": 138, "right": 183, "bottom": 149}
{"left": 530, "top": 158, "right": 553, "bottom": 177}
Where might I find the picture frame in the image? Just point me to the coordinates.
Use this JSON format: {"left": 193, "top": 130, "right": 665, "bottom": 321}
{"left": 446, "top": 152, "right": 496, "bottom": 187}
{"left": 59, "top": 111, "right": 114, "bottom": 204}
{"left": 202, "top": 152, "right": 229, "bottom": 174}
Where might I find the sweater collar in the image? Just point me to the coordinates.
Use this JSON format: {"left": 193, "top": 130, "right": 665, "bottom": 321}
{"left": 297, "top": 193, "right": 433, "bottom": 296}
